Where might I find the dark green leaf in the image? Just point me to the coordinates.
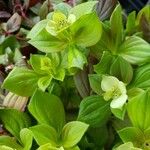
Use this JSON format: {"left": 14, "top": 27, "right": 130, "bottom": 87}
{"left": 94, "top": 51, "right": 114, "bottom": 74}
{"left": 0, "top": 36, "right": 20, "bottom": 54}
{"left": 78, "top": 95, "right": 111, "bottom": 127}
{"left": 0, "top": 109, "right": 31, "bottom": 141}
{"left": 126, "top": 11, "right": 136, "bottom": 35}
{"left": 0, "top": 136, "right": 22, "bottom": 149}
{"left": 88, "top": 74, "right": 102, "bottom": 95}
{"left": 110, "top": 56, "right": 133, "bottom": 84}
{"left": 110, "top": 5, "right": 123, "bottom": 50}
{"left": 129, "top": 64, "right": 150, "bottom": 90}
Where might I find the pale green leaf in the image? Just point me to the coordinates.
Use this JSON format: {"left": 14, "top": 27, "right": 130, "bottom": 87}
{"left": 28, "top": 29, "right": 68, "bottom": 53}
{"left": 127, "top": 90, "right": 150, "bottom": 130}
{"left": 30, "top": 124, "right": 58, "bottom": 146}
{"left": 38, "top": 76, "right": 52, "bottom": 91}
{"left": 27, "top": 20, "right": 48, "bottom": 39}
{"left": 70, "top": 13, "right": 102, "bottom": 47}
{"left": 69, "top": 1, "right": 98, "bottom": 19}
{"left": 118, "top": 127, "right": 144, "bottom": 145}
{"left": 28, "top": 89, "right": 65, "bottom": 134}
{"left": 20, "top": 128, "right": 33, "bottom": 150}
{"left": 61, "top": 121, "right": 89, "bottom": 148}
{"left": 2, "top": 67, "right": 39, "bottom": 96}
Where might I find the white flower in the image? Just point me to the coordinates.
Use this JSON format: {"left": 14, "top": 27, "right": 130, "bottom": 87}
{"left": 46, "top": 11, "right": 76, "bottom": 36}
{"left": 101, "top": 75, "right": 128, "bottom": 109}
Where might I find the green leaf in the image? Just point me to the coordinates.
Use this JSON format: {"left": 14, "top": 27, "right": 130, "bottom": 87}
{"left": 28, "top": 29, "right": 68, "bottom": 53}
{"left": 110, "top": 5, "right": 123, "bottom": 50}
{"left": 27, "top": 20, "right": 48, "bottom": 39}
{"left": 20, "top": 128, "right": 33, "bottom": 150}
{"left": 0, "top": 136, "right": 22, "bottom": 149}
{"left": 127, "top": 88, "right": 144, "bottom": 100}
{"left": 115, "top": 142, "right": 142, "bottom": 150}
{"left": 68, "top": 146, "right": 80, "bottom": 150}
{"left": 77, "top": 95, "right": 111, "bottom": 127}
{"left": 37, "top": 143, "right": 63, "bottom": 150}
{"left": 118, "top": 36, "right": 150, "bottom": 65}
{"left": 126, "top": 11, "right": 136, "bottom": 35}
{"left": 39, "top": 0, "right": 51, "bottom": 19}
{"left": 0, "top": 36, "right": 20, "bottom": 54}
{"left": 118, "top": 127, "right": 144, "bottom": 145}
{"left": 110, "top": 56, "right": 133, "bottom": 84}
{"left": 30, "top": 55, "right": 47, "bottom": 75}
{"left": 127, "top": 90, "right": 150, "bottom": 130}
{"left": 0, "top": 109, "right": 31, "bottom": 141}
{"left": 69, "top": 1, "right": 98, "bottom": 19}
{"left": 94, "top": 51, "right": 114, "bottom": 74}
{"left": 53, "top": 68, "right": 65, "bottom": 81}
{"left": 0, "top": 145, "right": 14, "bottom": 150}
{"left": 29, "top": 124, "right": 58, "bottom": 146}
{"left": 137, "top": 5, "right": 150, "bottom": 24}
{"left": 70, "top": 13, "right": 102, "bottom": 47}
{"left": 61, "top": 121, "right": 89, "bottom": 148}
{"left": 129, "top": 64, "right": 150, "bottom": 90}
{"left": 88, "top": 74, "right": 102, "bottom": 95}
{"left": 28, "top": 89, "right": 65, "bottom": 134}
{"left": 2, "top": 67, "right": 39, "bottom": 96}
{"left": 111, "top": 105, "right": 126, "bottom": 120}
{"left": 66, "top": 46, "right": 87, "bottom": 69}
{"left": 38, "top": 76, "right": 52, "bottom": 91}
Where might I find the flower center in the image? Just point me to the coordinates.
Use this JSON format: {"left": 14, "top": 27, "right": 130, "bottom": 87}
{"left": 103, "top": 86, "right": 122, "bottom": 101}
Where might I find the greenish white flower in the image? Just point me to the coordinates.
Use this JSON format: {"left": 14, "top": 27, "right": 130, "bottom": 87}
{"left": 101, "top": 75, "right": 128, "bottom": 109}
{"left": 46, "top": 11, "right": 76, "bottom": 36}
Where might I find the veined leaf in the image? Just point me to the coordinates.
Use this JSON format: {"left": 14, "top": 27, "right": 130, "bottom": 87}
{"left": 118, "top": 36, "right": 150, "bottom": 65}
{"left": 28, "top": 29, "right": 68, "bottom": 53}
{"left": 29, "top": 124, "right": 58, "bottom": 146}
{"left": 2, "top": 67, "right": 39, "bottom": 96}
{"left": 127, "top": 90, "right": 150, "bottom": 130}
{"left": 61, "top": 121, "right": 89, "bottom": 148}
{"left": 78, "top": 95, "right": 110, "bottom": 127}
{"left": 0, "top": 109, "right": 31, "bottom": 141}
{"left": 28, "top": 89, "right": 65, "bottom": 134}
